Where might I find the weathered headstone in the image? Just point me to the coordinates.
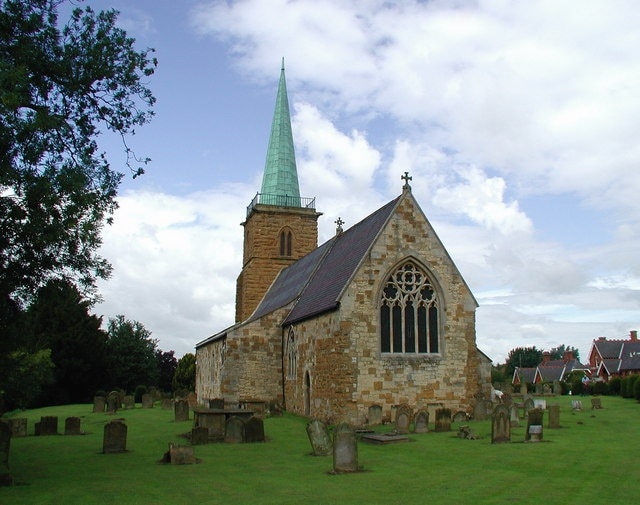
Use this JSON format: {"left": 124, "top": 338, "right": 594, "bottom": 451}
{"left": 64, "top": 417, "right": 81, "bottom": 435}
{"left": 208, "top": 398, "right": 225, "bottom": 409}
{"left": 571, "top": 400, "right": 583, "bottom": 411}
{"left": 533, "top": 398, "right": 546, "bottom": 410}
{"left": 452, "top": 411, "right": 467, "bottom": 423}
{"left": 186, "top": 392, "right": 197, "bottom": 408}
{"left": 35, "top": 416, "right": 58, "bottom": 436}
{"left": 123, "top": 395, "right": 135, "bottom": 409}
{"left": 414, "top": 410, "right": 429, "bottom": 433}
{"left": 473, "top": 398, "right": 488, "bottom": 421}
{"left": 174, "top": 399, "right": 189, "bottom": 422}
{"left": 106, "top": 391, "right": 120, "bottom": 414}
{"left": 169, "top": 444, "right": 196, "bottom": 465}
{"left": 161, "top": 398, "right": 173, "bottom": 410}
{"left": 591, "top": 397, "right": 602, "bottom": 409}
{"left": 332, "top": 423, "right": 358, "bottom": 473}
{"left": 395, "top": 404, "right": 412, "bottom": 434}
{"left": 93, "top": 396, "right": 106, "bottom": 413}
{"left": 553, "top": 380, "right": 562, "bottom": 395}
{"left": 5, "top": 418, "right": 26, "bottom": 437}
{"left": 103, "top": 420, "right": 127, "bottom": 453}
{"left": 191, "top": 426, "right": 209, "bottom": 445}
{"left": 548, "top": 405, "right": 560, "bottom": 429}
{"left": 306, "top": 419, "right": 332, "bottom": 456}
{"left": 435, "top": 408, "right": 451, "bottom": 432}
{"left": 0, "top": 422, "right": 12, "bottom": 486}
{"left": 224, "top": 416, "right": 245, "bottom": 443}
{"left": 245, "top": 416, "right": 265, "bottom": 443}
{"left": 457, "top": 425, "right": 478, "bottom": 440}
{"left": 523, "top": 397, "right": 535, "bottom": 415}
{"left": 509, "top": 405, "right": 520, "bottom": 427}
{"left": 367, "top": 404, "right": 382, "bottom": 426}
{"left": 491, "top": 404, "right": 511, "bottom": 444}
{"left": 141, "top": 394, "right": 153, "bottom": 408}
{"left": 525, "top": 408, "right": 544, "bottom": 442}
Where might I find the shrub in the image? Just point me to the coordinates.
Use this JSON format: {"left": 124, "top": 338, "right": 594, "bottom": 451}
{"left": 591, "top": 381, "right": 608, "bottom": 396}
{"left": 134, "top": 385, "right": 148, "bottom": 403}
{"left": 634, "top": 380, "right": 640, "bottom": 401}
{"left": 571, "top": 380, "right": 584, "bottom": 396}
{"left": 608, "top": 377, "right": 621, "bottom": 395}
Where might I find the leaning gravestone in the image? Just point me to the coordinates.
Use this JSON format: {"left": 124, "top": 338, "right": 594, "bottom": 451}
{"left": 525, "top": 408, "right": 544, "bottom": 442}
{"left": 245, "top": 416, "right": 265, "bottom": 443}
{"left": 547, "top": 405, "right": 560, "bottom": 428}
{"left": 224, "top": 416, "right": 246, "bottom": 443}
{"left": 395, "top": 404, "right": 412, "bottom": 434}
{"left": 93, "top": 396, "right": 106, "bottom": 413}
{"left": 174, "top": 399, "right": 189, "bottom": 422}
{"left": 367, "top": 405, "right": 382, "bottom": 426}
{"left": 141, "top": 394, "right": 154, "bottom": 408}
{"left": 414, "top": 410, "right": 429, "bottom": 433}
{"left": 0, "top": 422, "right": 12, "bottom": 486}
{"left": 435, "top": 408, "right": 452, "bottom": 432}
{"left": 103, "top": 420, "right": 127, "bottom": 453}
{"left": 491, "top": 404, "right": 511, "bottom": 444}
{"left": 64, "top": 417, "right": 81, "bottom": 435}
{"left": 106, "top": 391, "right": 120, "bottom": 414}
{"left": 333, "top": 423, "right": 358, "bottom": 473}
{"left": 306, "top": 419, "right": 332, "bottom": 456}
{"left": 35, "top": 416, "right": 58, "bottom": 436}
{"left": 191, "top": 426, "right": 209, "bottom": 446}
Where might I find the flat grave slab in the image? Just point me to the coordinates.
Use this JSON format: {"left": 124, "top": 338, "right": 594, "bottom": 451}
{"left": 361, "top": 433, "right": 411, "bottom": 445}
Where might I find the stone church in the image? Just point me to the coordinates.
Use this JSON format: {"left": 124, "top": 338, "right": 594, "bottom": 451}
{"left": 195, "top": 64, "right": 491, "bottom": 424}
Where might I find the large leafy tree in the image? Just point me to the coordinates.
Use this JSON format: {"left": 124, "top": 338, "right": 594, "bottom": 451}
{"left": 173, "top": 353, "right": 196, "bottom": 394}
{"left": 0, "top": 0, "right": 156, "bottom": 303}
{"left": 155, "top": 349, "right": 178, "bottom": 393}
{"left": 504, "top": 346, "right": 543, "bottom": 377}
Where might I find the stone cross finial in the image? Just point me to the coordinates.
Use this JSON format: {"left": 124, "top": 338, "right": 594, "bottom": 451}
{"left": 335, "top": 217, "right": 344, "bottom": 234}
{"left": 401, "top": 172, "right": 412, "bottom": 191}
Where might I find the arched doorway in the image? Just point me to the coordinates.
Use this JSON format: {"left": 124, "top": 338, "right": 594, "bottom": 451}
{"left": 304, "top": 371, "right": 311, "bottom": 416}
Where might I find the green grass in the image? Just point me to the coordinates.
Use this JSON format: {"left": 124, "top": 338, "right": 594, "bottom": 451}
{"left": 1, "top": 396, "right": 640, "bottom": 505}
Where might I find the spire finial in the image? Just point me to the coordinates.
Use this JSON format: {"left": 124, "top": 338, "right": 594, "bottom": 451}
{"left": 281, "top": 57, "right": 285, "bottom": 70}
{"left": 335, "top": 217, "right": 344, "bottom": 235}
{"left": 401, "top": 171, "right": 412, "bottom": 191}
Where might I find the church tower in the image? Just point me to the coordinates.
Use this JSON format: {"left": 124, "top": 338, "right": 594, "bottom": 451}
{"left": 235, "top": 61, "right": 321, "bottom": 323}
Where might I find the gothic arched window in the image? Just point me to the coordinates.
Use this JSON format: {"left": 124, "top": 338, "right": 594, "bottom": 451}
{"left": 286, "top": 327, "right": 297, "bottom": 379}
{"left": 380, "top": 261, "right": 439, "bottom": 354}
{"left": 279, "top": 229, "right": 292, "bottom": 257}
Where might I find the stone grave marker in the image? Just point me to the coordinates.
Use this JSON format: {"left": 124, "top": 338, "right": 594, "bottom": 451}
{"left": 525, "top": 408, "right": 544, "bottom": 442}
{"left": 208, "top": 398, "right": 225, "bottom": 409}
{"left": 93, "top": 396, "right": 106, "bottom": 413}
{"left": 533, "top": 398, "right": 546, "bottom": 410}
{"left": 367, "top": 404, "right": 382, "bottom": 426}
{"left": 174, "top": 399, "right": 190, "bottom": 422}
{"left": 414, "top": 410, "right": 429, "bottom": 433}
{"left": 435, "top": 408, "right": 451, "bottom": 432}
{"left": 571, "top": 400, "right": 582, "bottom": 411}
{"left": 332, "top": 423, "right": 358, "bottom": 473}
{"left": 491, "top": 404, "right": 511, "bottom": 444}
{"left": 106, "top": 391, "right": 120, "bottom": 414}
{"left": 395, "top": 404, "right": 412, "bottom": 434}
{"left": 306, "top": 419, "right": 332, "bottom": 456}
{"left": 169, "top": 444, "right": 196, "bottom": 465}
{"left": 591, "top": 398, "right": 602, "bottom": 409}
{"left": 457, "top": 425, "right": 478, "bottom": 439}
{"left": 452, "top": 411, "right": 467, "bottom": 423}
{"left": 523, "top": 397, "right": 535, "bottom": 416}
{"left": 186, "top": 392, "right": 197, "bottom": 408}
{"left": 509, "top": 405, "right": 520, "bottom": 427}
{"left": 548, "top": 405, "right": 560, "bottom": 429}
{"left": 553, "top": 380, "right": 562, "bottom": 395}
{"left": 35, "top": 416, "right": 58, "bottom": 436}
{"left": 103, "top": 420, "right": 127, "bottom": 453}
{"left": 0, "top": 422, "right": 12, "bottom": 486}
{"left": 473, "top": 398, "right": 488, "bottom": 421}
{"left": 123, "top": 395, "right": 135, "bottom": 409}
{"left": 224, "top": 416, "right": 246, "bottom": 443}
{"left": 245, "top": 416, "right": 265, "bottom": 443}
{"left": 5, "top": 418, "right": 27, "bottom": 437}
{"left": 64, "top": 417, "right": 81, "bottom": 435}
{"left": 191, "top": 426, "right": 209, "bottom": 445}
{"left": 161, "top": 398, "right": 173, "bottom": 410}
{"left": 141, "top": 394, "right": 153, "bottom": 408}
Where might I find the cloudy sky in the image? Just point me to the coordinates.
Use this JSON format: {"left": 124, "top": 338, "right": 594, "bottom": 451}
{"left": 79, "top": 0, "right": 640, "bottom": 363}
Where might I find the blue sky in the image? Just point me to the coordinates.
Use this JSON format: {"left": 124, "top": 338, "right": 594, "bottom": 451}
{"left": 76, "top": 0, "right": 640, "bottom": 363}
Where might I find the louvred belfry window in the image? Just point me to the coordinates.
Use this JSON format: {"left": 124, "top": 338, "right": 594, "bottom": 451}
{"left": 380, "top": 261, "right": 439, "bottom": 354}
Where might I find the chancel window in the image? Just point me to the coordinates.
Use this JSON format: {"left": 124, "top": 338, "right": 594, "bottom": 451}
{"left": 279, "top": 229, "right": 292, "bottom": 256}
{"left": 380, "top": 261, "right": 439, "bottom": 354}
{"left": 286, "top": 327, "right": 297, "bottom": 379}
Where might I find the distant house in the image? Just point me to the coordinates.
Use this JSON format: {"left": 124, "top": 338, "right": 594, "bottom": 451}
{"left": 512, "top": 350, "right": 589, "bottom": 386}
{"left": 589, "top": 331, "right": 640, "bottom": 381}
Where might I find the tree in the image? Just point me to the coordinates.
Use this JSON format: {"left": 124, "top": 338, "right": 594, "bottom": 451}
{"left": 1, "top": 348, "right": 54, "bottom": 411}
{"left": 155, "top": 349, "right": 177, "bottom": 393}
{"left": 0, "top": 0, "right": 156, "bottom": 303}
{"left": 504, "top": 346, "right": 543, "bottom": 377}
{"left": 22, "top": 278, "right": 107, "bottom": 405}
{"left": 105, "top": 315, "right": 158, "bottom": 392}
{"left": 548, "top": 344, "right": 580, "bottom": 361}
{"left": 173, "top": 353, "right": 196, "bottom": 394}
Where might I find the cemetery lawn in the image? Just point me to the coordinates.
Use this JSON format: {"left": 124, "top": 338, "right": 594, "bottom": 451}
{"left": 2, "top": 397, "right": 640, "bottom": 505}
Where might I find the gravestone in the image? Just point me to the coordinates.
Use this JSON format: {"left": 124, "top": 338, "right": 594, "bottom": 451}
{"left": 106, "top": 391, "right": 120, "bottom": 414}
{"left": 591, "top": 398, "right": 602, "bottom": 409}
{"left": 553, "top": 380, "right": 562, "bottom": 395}
{"left": 306, "top": 419, "right": 332, "bottom": 456}
{"left": 548, "top": 405, "right": 560, "bottom": 429}
{"left": 0, "top": 422, "right": 11, "bottom": 486}
{"left": 64, "top": 417, "right": 81, "bottom": 435}
{"left": 491, "top": 404, "right": 511, "bottom": 444}
{"left": 533, "top": 398, "right": 547, "bottom": 410}
{"left": 103, "top": 420, "right": 127, "bottom": 453}
{"left": 161, "top": 398, "right": 173, "bottom": 410}
{"left": 452, "top": 411, "right": 467, "bottom": 423}
{"left": 509, "top": 405, "right": 520, "bottom": 427}
{"left": 5, "top": 418, "right": 26, "bottom": 437}
{"left": 169, "top": 444, "right": 196, "bottom": 465}
{"left": 473, "top": 399, "right": 488, "bottom": 421}
{"left": 35, "top": 416, "right": 58, "bottom": 436}
{"left": 245, "top": 416, "right": 265, "bottom": 443}
{"left": 208, "top": 398, "right": 224, "bottom": 409}
{"left": 141, "top": 394, "right": 153, "bottom": 408}
{"left": 123, "top": 395, "right": 135, "bottom": 409}
{"left": 395, "top": 404, "right": 412, "bottom": 434}
{"left": 174, "top": 399, "right": 189, "bottom": 422}
{"left": 93, "top": 396, "right": 106, "bottom": 413}
{"left": 525, "top": 408, "right": 544, "bottom": 442}
{"left": 332, "top": 423, "right": 358, "bottom": 473}
{"left": 523, "top": 397, "right": 535, "bottom": 416}
{"left": 367, "top": 405, "right": 382, "bottom": 426}
{"left": 224, "top": 416, "right": 245, "bottom": 443}
{"left": 571, "top": 400, "right": 583, "bottom": 411}
{"left": 414, "top": 410, "right": 429, "bottom": 433}
{"left": 191, "top": 426, "right": 209, "bottom": 445}
{"left": 435, "top": 408, "right": 452, "bottom": 432}
{"left": 457, "top": 425, "right": 478, "bottom": 439}
{"left": 186, "top": 392, "right": 197, "bottom": 408}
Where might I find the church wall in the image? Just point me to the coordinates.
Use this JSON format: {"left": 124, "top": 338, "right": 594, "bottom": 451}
{"left": 195, "top": 338, "right": 224, "bottom": 403}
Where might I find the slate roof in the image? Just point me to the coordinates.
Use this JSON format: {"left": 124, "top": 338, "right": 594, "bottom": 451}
{"left": 513, "top": 367, "right": 536, "bottom": 384}
{"left": 593, "top": 340, "right": 624, "bottom": 359}
{"left": 536, "top": 366, "right": 565, "bottom": 382}
{"left": 620, "top": 341, "right": 640, "bottom": 371}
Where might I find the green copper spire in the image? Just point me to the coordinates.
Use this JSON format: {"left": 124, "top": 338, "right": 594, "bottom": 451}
{"left": 259, "top": 59, "right": 301, "bottom": 207}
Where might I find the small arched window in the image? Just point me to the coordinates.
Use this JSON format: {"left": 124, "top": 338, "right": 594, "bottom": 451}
{"left": 380, "top": 261, "right": 439, "bottom": 354}
{"left": 279, "top": 229, "right": 292, "bottom": 257}
{"left": 286, "top": 327, "right": 297, "bottom": 379}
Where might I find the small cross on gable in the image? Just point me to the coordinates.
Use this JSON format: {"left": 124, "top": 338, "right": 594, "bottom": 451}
{"left": 401, "top": 172, "right": 412, "bottom": 191}
{"left": 335, "top": 217, "right": 344, "bottom": 234}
